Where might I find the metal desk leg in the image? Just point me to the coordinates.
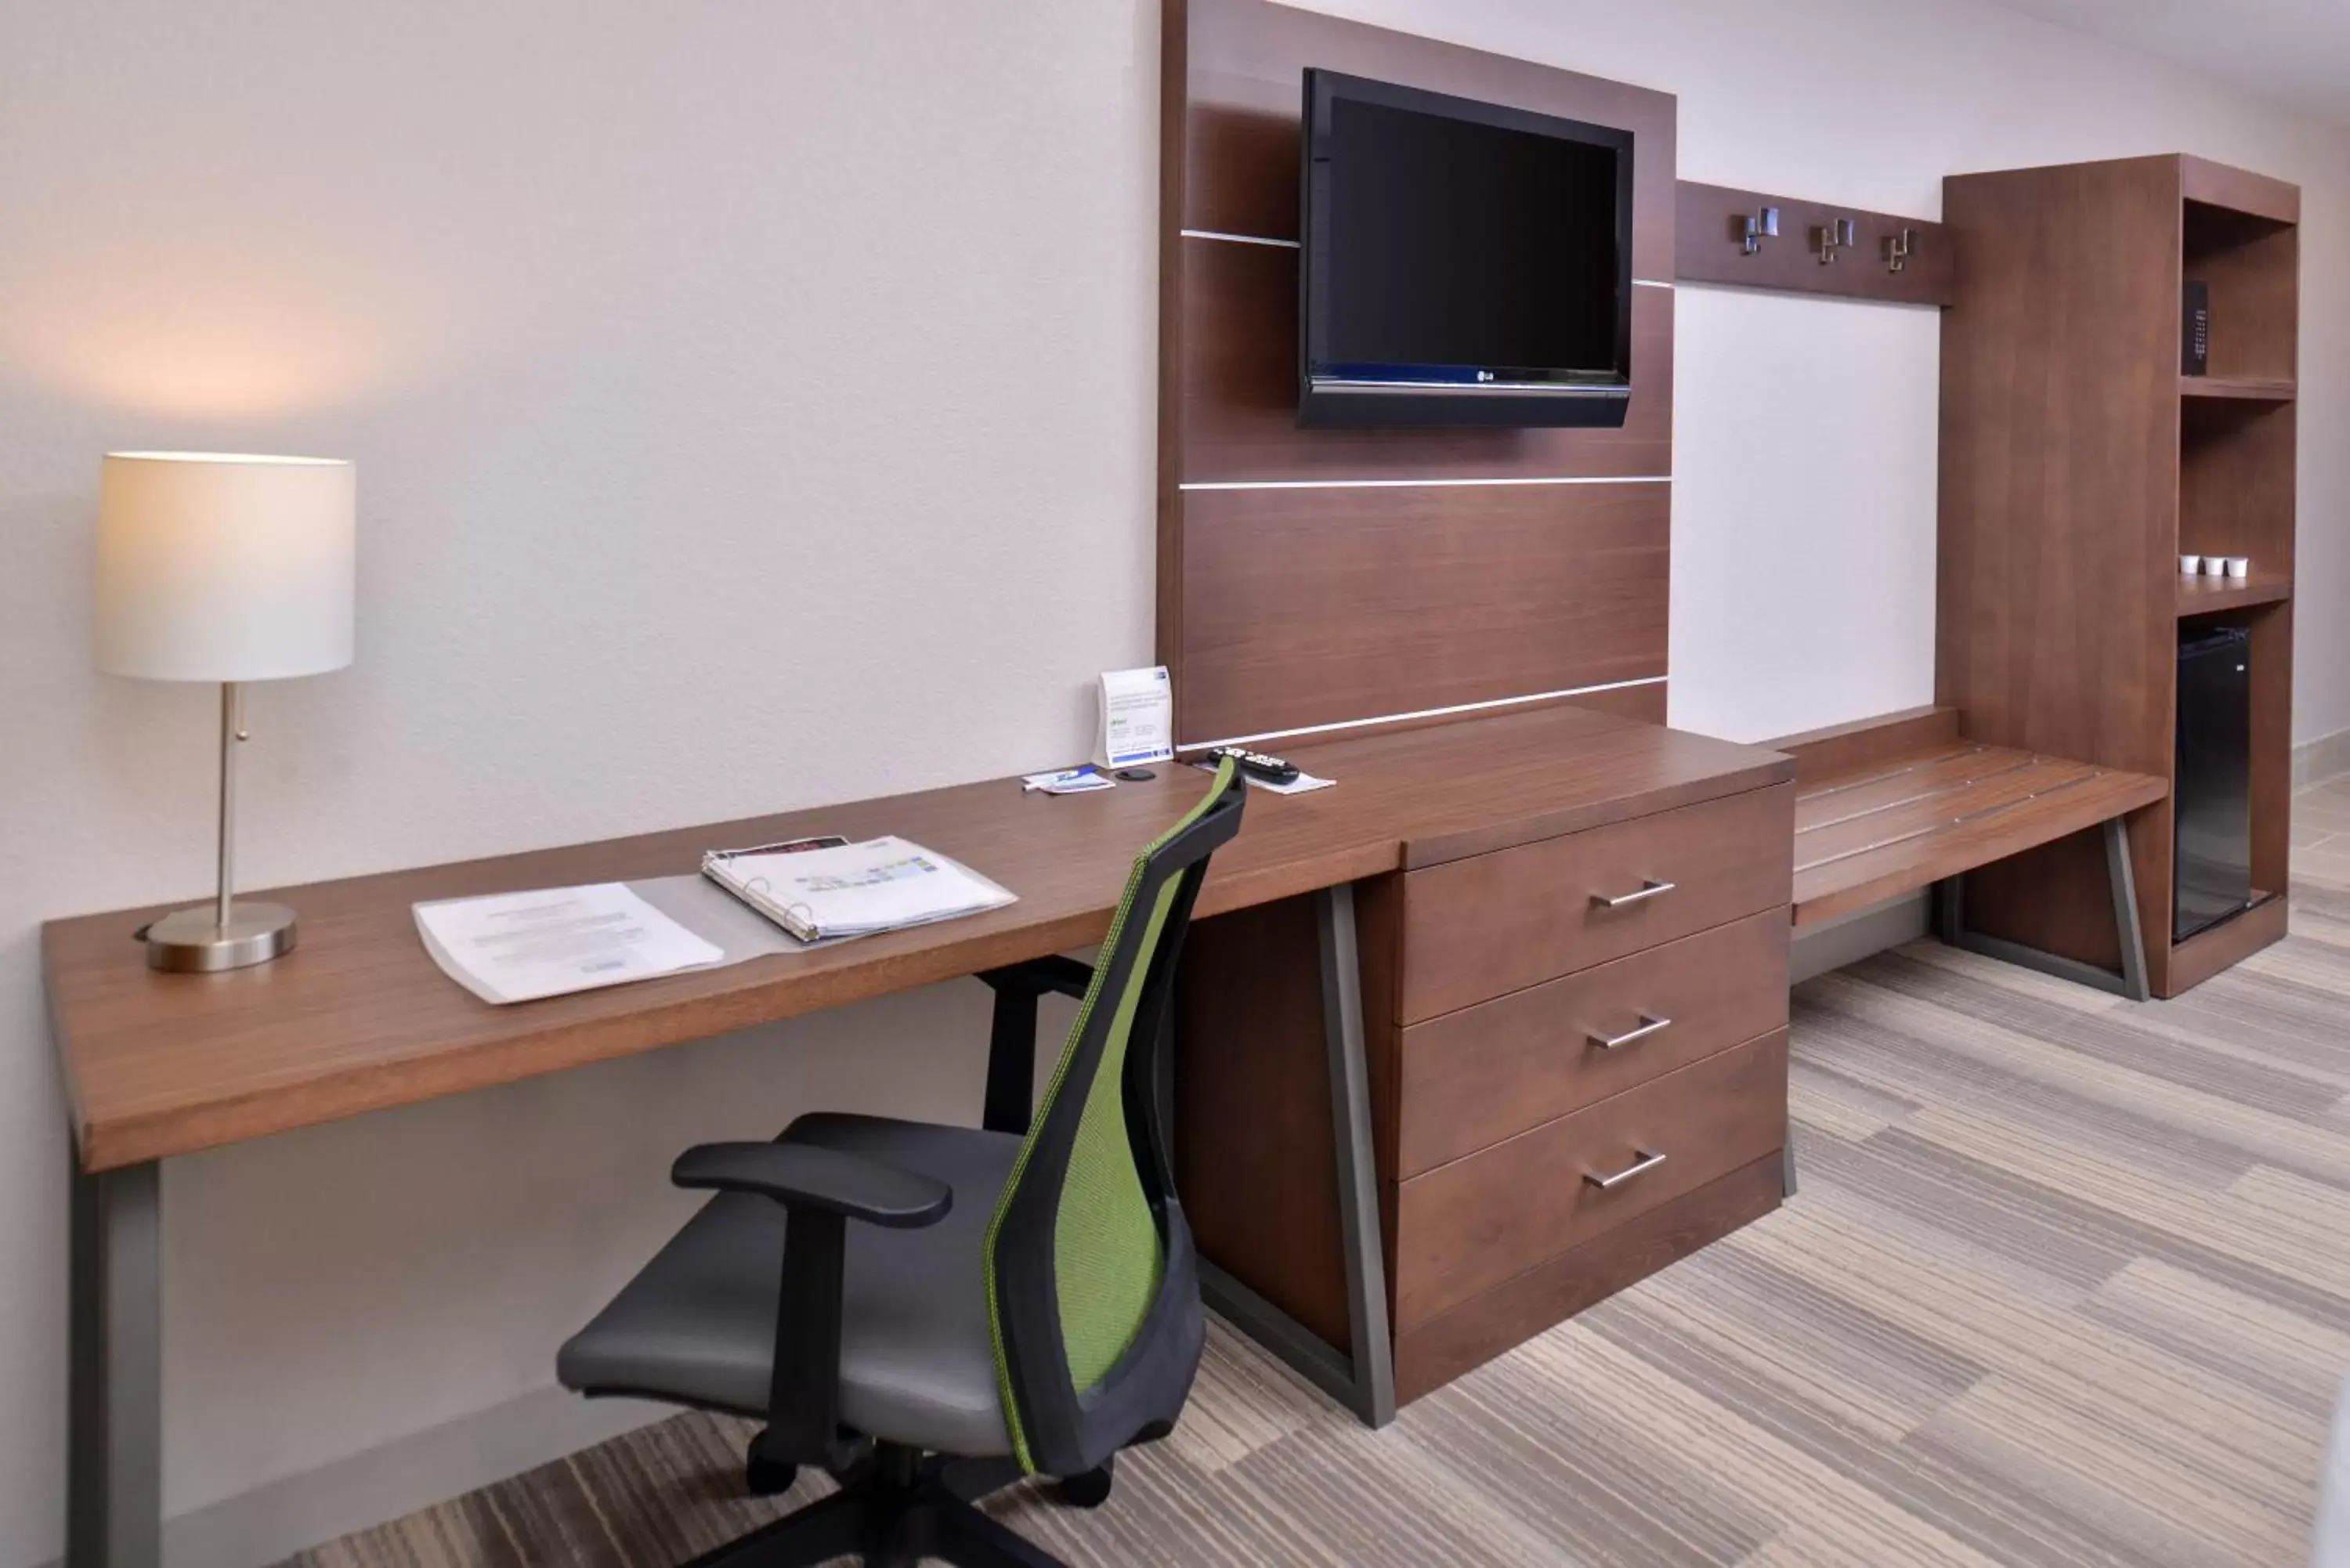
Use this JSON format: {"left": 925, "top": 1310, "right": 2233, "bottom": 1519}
{"left": 1933, "top": 817, "right": 2152, "bottom": 1003}
{"left": 68, "top": 1158, "right": 161, "bottom": 1568}
{"left": 1198, "top": 883, "right": 1397, "bottom": 1429}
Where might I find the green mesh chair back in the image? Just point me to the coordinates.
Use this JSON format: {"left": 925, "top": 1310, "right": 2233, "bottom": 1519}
{"left": 982, "top": 757, "right": 1246, "bottom": 1476}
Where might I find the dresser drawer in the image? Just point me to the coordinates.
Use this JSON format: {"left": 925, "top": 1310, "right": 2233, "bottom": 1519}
{"left": 1395, "top": 910, "right": 1788, "bottom": 1178}
{"left": 1393, "top": 1153, "right": 1784, "bottom": 1404}
{"left": 1391, "top": 1029, "right": 1787, "bottom": 1330}
{"left": 1397, "top": 783, "right": 1793, "bottom": 1022}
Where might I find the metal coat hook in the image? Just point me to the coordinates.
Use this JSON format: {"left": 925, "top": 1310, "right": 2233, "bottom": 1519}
{"left": 1884, "top": 226, "right": 1918, "bottom": 273}
{"left": 1736, "top": 205, "right": 1780, "bottom": 255}
{"left": 1813, "top": 217, "right": 1856, "bottom": 265}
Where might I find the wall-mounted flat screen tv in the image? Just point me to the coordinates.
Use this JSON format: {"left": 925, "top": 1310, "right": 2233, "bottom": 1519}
{"left": 1299, "top": 69, "right": 1634, "bottom": 429}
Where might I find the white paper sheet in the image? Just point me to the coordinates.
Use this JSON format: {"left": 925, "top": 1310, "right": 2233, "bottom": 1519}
{"left": 1021, "top": 765, "right": 1116, "bottom": 794}
{"left": 414, "top": 882, "right": 726, "bottom": 1005}
{"left": 1194, "top": 761, "right": 1336, "bottom": 796}
{"left": 1246, "top": 768, "right": 1334, "bottom": 795}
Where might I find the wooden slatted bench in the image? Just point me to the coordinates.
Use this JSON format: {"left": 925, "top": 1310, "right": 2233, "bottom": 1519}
{"left": 1770, "top": 706, "right": 2169, "bottom": 998}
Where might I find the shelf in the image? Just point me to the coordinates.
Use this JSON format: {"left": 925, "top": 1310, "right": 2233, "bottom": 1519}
{"left": 2181, "top": 374, "right": 2296, "bottom": 401}
{"left": 2177, "top": 569, "right": 2290, "bottom": 614}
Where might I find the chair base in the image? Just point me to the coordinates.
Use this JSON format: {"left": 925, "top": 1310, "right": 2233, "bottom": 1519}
{"left": 692, "top": 1445, "right": 1064, "bottom": 1568}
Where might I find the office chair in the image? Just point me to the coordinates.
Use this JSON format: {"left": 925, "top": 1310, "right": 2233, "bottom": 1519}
{"left": 558, "top": 758, "right": 1247, "bottom": 1568}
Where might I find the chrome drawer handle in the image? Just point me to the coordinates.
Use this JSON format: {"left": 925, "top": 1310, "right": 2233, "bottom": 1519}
{"left": 1591, "top": 879, "right": 1676, "bottom": 910}
{"left": 1588, "top": 1014, "right": 1672, "bottom": 1051}
{"left": 1584, "top": 1149, "right": 1668, "bottom": 1190}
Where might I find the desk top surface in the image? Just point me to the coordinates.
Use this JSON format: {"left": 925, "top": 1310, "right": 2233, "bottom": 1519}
{"left": 45, "top": 704, "right": 1789, "bottom": 1172}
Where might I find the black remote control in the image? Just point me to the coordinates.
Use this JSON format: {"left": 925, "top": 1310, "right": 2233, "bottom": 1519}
{"left": 1212, "top": 746, "right": 1300, "bottom": 786}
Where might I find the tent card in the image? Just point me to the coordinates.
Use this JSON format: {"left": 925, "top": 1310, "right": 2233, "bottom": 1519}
{"left": 1095, "top": 666, "right": 1174, "bottom": 770}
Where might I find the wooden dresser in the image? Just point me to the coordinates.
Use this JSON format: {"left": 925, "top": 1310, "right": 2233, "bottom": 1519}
{"left": 1177, "top": 721, "right": 1793, "bottom": 1404}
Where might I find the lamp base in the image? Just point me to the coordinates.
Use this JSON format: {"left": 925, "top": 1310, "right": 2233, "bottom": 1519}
{"left": 143, "top": 902, "right": 297, "bottom": 973}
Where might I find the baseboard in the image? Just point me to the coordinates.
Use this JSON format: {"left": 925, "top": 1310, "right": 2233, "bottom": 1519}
{"left": 2298, "top": 727, "right": 2350, "bottom": 790}
{"left": 1790, "top": 891, "right": 1929, "bottom": 984}
{"left": 38, "top": 1386, "right": 671, "bottom": 1568}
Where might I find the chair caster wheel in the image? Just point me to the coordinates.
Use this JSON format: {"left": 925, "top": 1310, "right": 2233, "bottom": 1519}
{"left": 746, "top": 1453, "right": 797, "bottom": 1498}
{"left": 1056, "top": 1460, "right": 1113, "bottom": 1509}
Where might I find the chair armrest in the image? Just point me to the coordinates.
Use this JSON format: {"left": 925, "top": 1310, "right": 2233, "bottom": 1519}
{"left": 674, "top": 1140, "right": 948, "bottom": 1472}
{"left": 672, "top": 1142, "right": 951, "bottom": 1229}
{"left": 975, "top": 956, "right": 1097, "bottom": 1136}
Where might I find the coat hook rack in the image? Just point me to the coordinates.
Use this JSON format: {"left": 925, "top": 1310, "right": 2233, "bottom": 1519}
{"left": 1813, "top": 217, "right": 1856, "bottom": 265}
{"left": 1676, "top": 181, "right": 1950, "bottom": 304}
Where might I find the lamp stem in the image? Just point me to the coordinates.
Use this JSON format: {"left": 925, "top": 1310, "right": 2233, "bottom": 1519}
{"left": 216, "top": 681, "right": 244, "bottom": 931}
{"left": 143, "top": 678, "right": 288, "bottom": 970}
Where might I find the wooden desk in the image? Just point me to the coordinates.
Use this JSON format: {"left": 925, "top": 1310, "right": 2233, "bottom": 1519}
{"left": 47, "top": 703, "right": 1788, "bottom": 1567}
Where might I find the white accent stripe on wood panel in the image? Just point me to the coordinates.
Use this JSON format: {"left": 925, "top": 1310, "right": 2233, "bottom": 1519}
{"left": 1179, "top": 229, "right": 1302, "bottom": 249}
{"left": 1180, "top": 474, "right": 1671, "bottom": 493}
{"left": 1180, "top": 675, "right": 1668, "bottom": 753}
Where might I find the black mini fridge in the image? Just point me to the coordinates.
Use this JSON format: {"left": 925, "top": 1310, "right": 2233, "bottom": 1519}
{"left": 2174, "top": 624, "right": 2253, "bottom": 942}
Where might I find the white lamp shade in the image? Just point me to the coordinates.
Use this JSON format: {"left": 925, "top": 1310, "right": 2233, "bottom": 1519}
{"left": 95, "top": 453, "right": 356, "bottom": 682}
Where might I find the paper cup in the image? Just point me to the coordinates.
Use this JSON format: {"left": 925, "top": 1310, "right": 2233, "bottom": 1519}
{"left": 2181, "top": 555, "right": 2203, "bottom": 575}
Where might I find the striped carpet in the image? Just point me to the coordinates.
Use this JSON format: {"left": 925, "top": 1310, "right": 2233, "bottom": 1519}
{"left": 289, "top": 781, "right": 2350, "bottom": 1567}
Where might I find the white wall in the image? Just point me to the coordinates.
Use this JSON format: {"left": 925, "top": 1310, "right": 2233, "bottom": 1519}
{"left": 1668, "top": 287, "right": 1943, "bottom": 742}
{"left": 2, "top": 1, "right": 2347, "bottom": 1563}
{"left": 0, "top": 1, "right": 1160, "bottom": 1557}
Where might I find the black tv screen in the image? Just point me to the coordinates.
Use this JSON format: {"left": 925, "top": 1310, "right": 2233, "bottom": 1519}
{"left": 1299, "top": 70, "right": 1634, "bottom": 428}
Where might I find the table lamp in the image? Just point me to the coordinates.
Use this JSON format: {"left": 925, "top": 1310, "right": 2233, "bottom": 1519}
{"left": 95, "top": 452, "right": 356, "bottom": 972}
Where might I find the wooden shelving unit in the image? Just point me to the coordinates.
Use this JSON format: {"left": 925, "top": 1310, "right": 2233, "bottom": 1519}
{"left": 1938, "top": 154, "right": 2298, "bottom": 997}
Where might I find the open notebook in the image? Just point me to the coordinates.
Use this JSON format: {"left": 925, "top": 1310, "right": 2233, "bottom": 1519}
{"left": 701, "top": 836, "right": 1016, "bottom": 944}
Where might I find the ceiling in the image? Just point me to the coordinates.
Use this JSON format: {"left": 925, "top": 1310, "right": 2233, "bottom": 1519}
{"left": 1987, "top": 0, "right": 2350, "bottom": 127}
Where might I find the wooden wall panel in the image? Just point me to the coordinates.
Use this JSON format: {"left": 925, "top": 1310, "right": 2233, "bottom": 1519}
{"left": 1547, "top": 681, "right": 1667, "bottom": 728}
{"left": 1159, "top": 0, "right": 1678, "bottom": 746}
{"left": 1177, "top": 0, "right": 1676, "bottom": 280}
{"left": 1176, "top": 238, "right": 1674, "bottom": 483}
{"left": 1178, "top": 483, "right": 1668, "bottom": 743}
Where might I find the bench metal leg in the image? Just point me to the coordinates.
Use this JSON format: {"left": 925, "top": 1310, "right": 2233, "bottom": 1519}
{"left": 1198, "top": 882, "right": 1397, "bottom": 1429}
{"left": 68, "top": 1157, "right": 161, "bottom": 1568}
{"left": 1934, "top": 817, "right": 2151, "bottom": 1002}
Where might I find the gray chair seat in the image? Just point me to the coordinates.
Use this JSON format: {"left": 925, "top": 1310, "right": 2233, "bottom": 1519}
{"left": 558, "top": 1113, "right": 1020, "bottom": 1458}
